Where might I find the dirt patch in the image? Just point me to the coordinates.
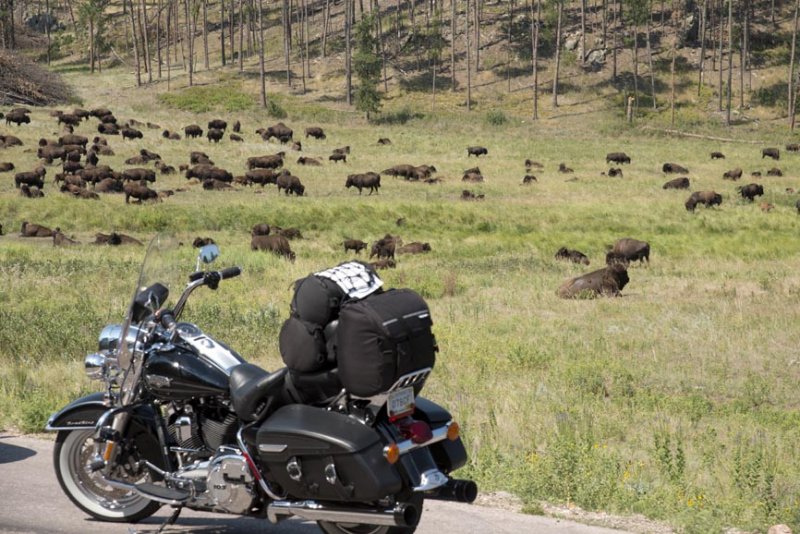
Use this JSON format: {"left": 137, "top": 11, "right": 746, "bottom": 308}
{"left": 0, "top": 50, "right": 72, "bottom": 106}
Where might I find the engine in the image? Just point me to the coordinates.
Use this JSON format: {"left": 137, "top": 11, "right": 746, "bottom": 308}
{"left": 177, "top": 450, "right": 256, "bottom": 514}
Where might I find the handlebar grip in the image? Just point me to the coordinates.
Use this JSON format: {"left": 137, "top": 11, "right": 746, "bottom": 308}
{"left": 219, "top": 266, "right": 242, "bottom": 280}
{"left": 160, "top": 311, "right": 177, "bottom": 331}
{"left": 188, "top": 271, "right": 204, "bottom": 282}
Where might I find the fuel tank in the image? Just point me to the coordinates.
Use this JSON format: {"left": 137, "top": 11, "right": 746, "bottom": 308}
{"left": 144, "top": 344, "right": 230, "bottom": 400}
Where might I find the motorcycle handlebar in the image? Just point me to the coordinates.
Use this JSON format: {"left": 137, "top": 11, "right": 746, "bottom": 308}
{"left": 219, "top": 266, "right": 242, "bottom": 280}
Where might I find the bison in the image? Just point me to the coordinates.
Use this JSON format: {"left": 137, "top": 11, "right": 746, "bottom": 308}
{"left": 162, "top": 130, "right": 182, "bottom": 140}
{"left": 397, "top": 242, "right": 431, "bottom": 254}
{"left": 261, "top": 122, "right": 294, "bottom": 143}
{"left": 558, "top": 163, "right": 574, "bottom": 173}
{"left": 663, "top": 177, "right": 690, "bottom": 189}
{"left": 738, "top": 183, "right": 764, "bottom": 201}
{"left": 685, "top": 190, "right": 722, "bottom": 211}
{"left": 297, "top": 156, "right": 321, "bottom": 166}
{"left": 377, "top": 138, "right": 392, "bottom": 145}
{"left": 19, "top": 184, "right": 44, "bottom": 198}
{"left": 0, "top": 162, "right": 14, "bottom": 172}
{"left": 462, "top": 169, "right": 484, "bottom": 182}
{"left": 15, "top": 167, "right": 46, "bottom": 189}
{"left": 20, "top": 221, "right": 55, "bottom": 237}
{"left": 329, "top": 152, "right": 347, "bottom": 163}
{"left": 557, "top": 263, "right": 630, "bottom": 299}
{"left": 186, "top": 165, "right": 232, "bottom": 182}
{"left": 522, "top": 175, "right": 537, "bottom": 184}
{"left": 230, "top": 134, "right": 244, "bottom": 142}
{"left": 722, "top": 168, "right": 743, "bottom": 180}
{"left": 345, "top": 172, "right": 381, "bottom": 195}
{"left": 190, "top": 151, "right": 214, "bottom": 165}
{"left": 607, "top": 238, "right": 650, "bottom": 265}
{"left": 525, "top": 159, "right": 544, "bottom": 169}
{"left": 786, "top": 143, "right": 800, "bottom": 152}
{"left": 53, "top": 228, "right": 79, "bottom": 246}
{"left": 663, "top": 162, "right": 689, "bottom": 174}
{"left": 370, "top": 234, "right": 400, "bottom": 259}
{"left": 607, "top": 168, "right": 623, "bottom": 178}
{"left": 246, "top": 168, "right": 279, "bottom": 186}
{"left": 202, "top": 179, "right": 232, "bottom": 191}
{"left": 233, "top": 120, "right": 241, "bottom": 133}
{"left": 251, "top": 234, "right": 295, "bottom": 261}
{"left": 185, "top": 124, "right": 203, "bottom": 138}
{"left": 208, "top": 119, "right": 227, "bottom": 131}
{"left": 710, "top": 151, "right": 725, "bottom": 159}
{"left": 207, "top": 128, "right": 224, "bottom": 143}
{"left": 343, "top": 239, "right": 367, "bottom": 254}
{"left": 192, "top": 237, "right": 216, "bottom": 247}
{"left": 370, "top": 259, "right": 397, "bottom": 270}
{"left": 251, "top": 223, "right": 271, "bottom": 236}
{"left": 767, "top": 167, "right": 783, "bottom": 177}
{"left": 57, "top": 113, "right": 82, "bottom": 127}
{"left": 97, "top": 123, "right": 119, "bottom": 135}
{"left": 762, "top": 147, "right": 780, "bottom": 160}
{"left": 247, "top": 154, "right": 284, "bottom": 170}
{"left": 606, "top": 152, "right": 631, "bottom": 164}
{"left": 121, "top": 127, "right": 144, "bottom": 140}
{"left": 59, "top": 134, "right": 88, "bottom": 147}
{"left": 122, "top": 168, "right": 156, "bottom": 183}
{"left": 333, "top": 146, "right": 350, "bottom": 155}
{"left": 467, "top": 146, "right": 488, "bottom": 157}
{"left": 305, "top": 127, "right": 326, "bottom": 139}
{"left": 124, "top": 181, "right": 159, "bottom": 203}
{"left": 555, "top": 247, "right": 590, "bottom": 265}
{"left": 276, "top": 227, "right": 303, "bottom": 240}
{"left": 95, "top": 178, "right": 124, "bottom": 193}
{"left": 0, "top": 134, "right": 23, "bottom": 148}
{"left": 461, "top": 189, "right": 485, "bottom": 200}
{"left": 5, "top": 111, "right": 31, "bottom": 126}
{"left": 94, "top": 232, "right": 142, "bottom": 246}
{"left": 276, "top": 171, "right": 305, "bottom": 195}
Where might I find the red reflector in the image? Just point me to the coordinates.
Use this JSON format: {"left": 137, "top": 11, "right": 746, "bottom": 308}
{"left": 396, "top": 418, "right": 433, "bottom": 444}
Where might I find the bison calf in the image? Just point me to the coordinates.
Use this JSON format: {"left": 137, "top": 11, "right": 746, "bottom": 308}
{"left": 555, "top": 247, "right": 590, "bottom": 265}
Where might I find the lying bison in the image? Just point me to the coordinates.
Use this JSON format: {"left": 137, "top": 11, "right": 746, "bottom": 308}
{"left": 522, "top": 175, "right": 537, "bottom": 184}
{"left": 762, "top": 147, "right": 780, "bottom": 160}
{"left": 607, "top": 238, "right": 650, "bottom": 265}
{"left": 710, "top": 151, "right": 725, "bottom": 159}
{"left": 121, "top": 127, "right": 144, "bottom": 141}
{"left": 377, "top": 137, "right": 392, "bottom": 145}
{"left": 202, "top": 179, "right": 232, "bottom": 191}
{"left": 767, "top": 167, "right": 783, "bottom": 177}
{"left": 606, "top": 152, "right": 631, "bottom": 164}
{"left": 251, "top": 234, "right": 295, "bottom": 261}
{"left": 557, "top": 263, "right": 629, "bottom": 299}
{"left": 663, "top": 162, "right": 689, "bottom": 174}
{"left": 343, "top": 239, "right": 367, "bottom": 254}
{"left": 19, "top": 184, "right": 44, "bottom": 198}
{"left": 20, "top": 221, "right": 55, "bottom": 237}
{"left": 398, "top": 242, "right": 431, "bottom": 254}
{"left": 685, "top": 190, "right": 722, "bottom": 211}
{"left": 0, "top": 162, "right": 14, "bottom": 172}
{"left": 663, "top": 177, "right": 690, "bottom": 189}
{"left": 346, "top": 172, "right": 381, "bottom": 195}
{"left": 192, "top": 237, "right": 216, "bottom": 247}
{"left": 94, "top": 232, "right": 143, "bottom": 246}
{"left": 738, "top": 183, "right": 764, "bottom": 201}
{"left": 297, "top": 156, "right": 321, "bottom": 166}
{"left": 722, "top": 168, "right": 742, "bottom": 180}
{"left": 555, "top": 247, "right": 590, "bottom": 265}
{"left": 607, "top": 168, "right": 623, "bottom": 178}
{"left": 558, "top": 163, "right": 574, "bottom": 173}
{"left": 467, "top": 146, "right": 488, "bottom": 157}
{"left": 53, "top": 228, "right": 79, "bottom": 246}
{"left": 162, "top": 130, "right": 182, "bottom": 140}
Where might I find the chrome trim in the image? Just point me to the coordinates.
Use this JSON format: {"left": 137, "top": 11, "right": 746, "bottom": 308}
{"left": 413, "top": 469, "right": 449, "bottom": 492}
{"left": 389, "top": 368, "right": 432, "bottom": 392}
{"left": 267, "top": 500, "right": 417, "bottom": 527}
{"left": 103, "top": 479, "right": 189, "bottom": 506}
{"left": 236, "top": 428, "right": 286, "bottom": 501}
{"left": 397, "top": 421, "right": 452, "bottom": 456}
{"left": 258, "top": 443, "right": 288, "bottom": 453}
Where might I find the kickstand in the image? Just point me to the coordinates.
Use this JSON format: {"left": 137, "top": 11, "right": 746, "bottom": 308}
{"left": 155, "top": 506, "right": 182, "bottom": 534}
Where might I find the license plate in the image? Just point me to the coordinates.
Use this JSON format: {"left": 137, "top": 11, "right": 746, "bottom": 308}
{"left": 387, "top": 387, "right": 415, "bottom": 419}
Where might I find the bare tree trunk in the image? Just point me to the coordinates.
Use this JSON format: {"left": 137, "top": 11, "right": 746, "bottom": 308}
{"left": 466, "top": 0, "right": 472, "bottom": 110}
{"left": 157, "top": 0, "right": 163, "bottom": 78}
{"left": 671, "top": 39, "right": 676, "bottom": 125}
{"left": 185, "top": 0, "right": 193, "bottom": 85}
{"left": 612, "top": 0, "right": 617, "bottom": 80}
{"left": 451, "top": 0, "right": 457, "bottom": 90}
{"left": 45, "top": 0, "right": 51, "bottom": 63}
{"left": 552, "top": 0, "right": 562, "bottom": 108}
{"left": 710, "top": 0, "right": 716, "bottom": 70}
{"left": 130, "top": 0, "right": 142, "bottom": 85}
{"left": 532, "top": 0, "right": 540, "bottom": 119}
{"left": 646, "top": 17, "right": 655, "bottom": 108}
{"left": 259, "top": 0, "right": 266, "bottom": 106}
{"left": 202, "top": 0, "right": 208, "bottom": 69}
{"left": 507, "top": 0, "right": 513, "bottom": 90}
{"left": 167, "top": 0, "right": 172, "bottom": 88}
{"left": 374, "top": 0, "right": 388, "bottom": 91}
{"left": 726, "top": 0, "right": 732, "bottom": 124}
{"left": 580, "top": 0, "right": 586, "bottom": 63}
{"left": 790, "top": 0, "right": 799, "bottom": 128}
{"left": 771, "top": 0, "right": 776, "bottom": 25}
{"left": 698, "top": 0, "right": 706, "bottom": 94}
{"left": 396, "top": 0, "right": 401, "bottom": 40}
{"left": 739, "top": 9, "right": 744, "bottom": 108}
{"left": 283, "top": 0, "right": 292, "bottom": 87}
{"left": 220, "top": 0, "right": 225, "bottom": 65}
{"left": 717, "top": 0, "right": 723, "bottom": 111}
{"left": 140, "top": 0, "right": 152, "bottom": 81}
{"left": 238, "top": 0, "right": 244, "bottom": 70}
{"left": 304, "top": 0, "right": 310, "bottom": 78}
{"left": 229, "top": 0, "right": 234, "bottom": 63}
{"left": 474, "top": 0, "right": 480, "bottom": 71}
{"left": 89, "top": 17, "right": 95, "bottom": 73}
{"left": 322, "top": 0, "right": 330, "bottom": 56}
{"left": 299, "top": 0, "right": 306, "bottom": 93}
{"left": 345, "top": 0, "right": 352, "bottom": 104}
{"left": 175, "top": 0, "right": 181, "bottom": 65}
{"left": 602, "top": 0, "right": 606, "bottom": 44}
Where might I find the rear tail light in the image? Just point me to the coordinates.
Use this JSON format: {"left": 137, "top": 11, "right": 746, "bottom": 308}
{"left": 446, "top": 421, "right": 460, "bottom": 441}
{"left": 396, "top": 418, "right": 433, "bottom": 444}
{"left": 383, "top": 443, "right": 400, "bottom": 464}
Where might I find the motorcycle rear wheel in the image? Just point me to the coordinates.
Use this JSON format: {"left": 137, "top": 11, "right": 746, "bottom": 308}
{"left": 317, "top": 495, "right": 423, "bottom": 534}
{"left": 54, "top": 429, "right": 161, "bottom": 522}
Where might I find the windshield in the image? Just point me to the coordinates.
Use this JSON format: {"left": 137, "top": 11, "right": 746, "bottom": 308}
{"left": 116, "top": 235, "right": 191, "bottom": 399}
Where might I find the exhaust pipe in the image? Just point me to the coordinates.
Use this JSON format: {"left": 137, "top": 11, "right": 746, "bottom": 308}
{"left": 267, "top": 500, "right": 419, "bottom": 527}
{"left": 426, "top": 479, "right": 478, "bottom": 503}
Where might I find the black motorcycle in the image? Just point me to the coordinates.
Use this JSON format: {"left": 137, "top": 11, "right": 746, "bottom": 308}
{"left": 46, "top": 236, "right": 476, "bottom": 533}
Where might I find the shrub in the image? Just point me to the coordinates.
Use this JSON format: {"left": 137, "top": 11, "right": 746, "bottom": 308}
{"left": 486, "top": 110, "right": 508, "bottom": 126}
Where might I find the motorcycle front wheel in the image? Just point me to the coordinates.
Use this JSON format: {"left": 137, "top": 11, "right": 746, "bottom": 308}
{"left": 54, "top": 429, "right": 161, "bottom": 522}
{"left": 317, "top": 495, "right": 423, "bottom": 534}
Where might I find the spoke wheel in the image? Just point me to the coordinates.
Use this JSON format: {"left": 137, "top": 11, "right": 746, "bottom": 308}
{"left": 54, "top": 429, "right": 161, "bottom": 523}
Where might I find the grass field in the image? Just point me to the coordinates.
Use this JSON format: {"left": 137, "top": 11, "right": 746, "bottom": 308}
{"left": 3, "top": 66, "right": 800, "bottom": 533}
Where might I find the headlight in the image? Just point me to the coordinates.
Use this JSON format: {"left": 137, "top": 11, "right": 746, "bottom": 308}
{"left": 98, "top": 324, "right": 144, "bottom": 353}
{"left": 84, "top": 351, "right": 120, "bottom": 381}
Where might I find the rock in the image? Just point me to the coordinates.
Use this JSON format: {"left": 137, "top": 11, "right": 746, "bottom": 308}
{"left": 768, "top": 526, "right": 792, "bottom": 534}
{"left": 586, "top": 49, "right": 607, "bottom": 65}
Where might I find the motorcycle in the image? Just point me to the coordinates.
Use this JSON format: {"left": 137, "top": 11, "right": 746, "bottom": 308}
{"left": 46, "top": 236, "right": 476, "bottom": 533}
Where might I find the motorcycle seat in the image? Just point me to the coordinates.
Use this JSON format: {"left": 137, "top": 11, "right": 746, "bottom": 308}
{"left": 229, "top": 364, "right": 288, "bottom": 422}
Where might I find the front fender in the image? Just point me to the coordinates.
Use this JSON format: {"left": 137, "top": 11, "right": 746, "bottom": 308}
{"left": 46, "top": 392, "right": 108, "bottom": 431}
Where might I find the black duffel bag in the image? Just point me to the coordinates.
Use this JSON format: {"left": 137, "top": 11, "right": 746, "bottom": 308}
{"left": 337, "top": 289, "right": 437, "bottom": 397}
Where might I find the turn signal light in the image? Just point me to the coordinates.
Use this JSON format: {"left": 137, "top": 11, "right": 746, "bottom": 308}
{"left": 447, "top": 422, "right": 460, "bottom": 441}
{"left": 383, "top": 443, "right": 400, "bottom": 464}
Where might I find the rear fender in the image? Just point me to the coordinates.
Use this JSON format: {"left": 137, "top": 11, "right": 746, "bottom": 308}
{"left": 413, "top": 397, "right": 468, "bottom": 474}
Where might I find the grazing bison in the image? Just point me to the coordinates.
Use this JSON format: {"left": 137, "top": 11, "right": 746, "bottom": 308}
{"left": 722, "top": 168, "right": 743, "bottom": 180}
{"left": 786, "top": 143, "right": 800, "bottom": 152}
{"left": 767, "top": 167, "right": 783, "bottom": 177}
{"left": 5, "top": 111, "right": 31, "bottom": 126}
{"left": 663, "top": 177, "right": 690, "bottom": 189}
{"left": 276, "top": 171, "right": 305, "bottom": 195}
{"left": 663, "top": 163, "right": 689, "bottom": 174}
{"left": 124, "top": 181, "right": 159, "bottom": 203}
{"left": 297, "top": 156, "right": 321, "bottom": 166}
{"left": 162, "top": 130, "right": 182, "bottom": 140}
{"left": 19, "top": 184, "right": 44, "bottom": 198}
{"left": 20, "top": 221, "right": 55, "bottom": 237}
{"left": 94, "top": 232, "right": 142, "bottom": 246}
{"left": 555, "top": 247, "right": 590, "bottom": 265}
{"left": 738, "top": 183, "right": 764, "bottom": 201}
{"left": 397, "top": 242, "right": 431, "bottom": 254}
{"left": 558, "top": 163, "right": 574, "bottom": 173}
{"left": 345, "top": 172, "right": 381, "bottom": 195}
{"left": 207, "top": 128, "right": 224, "bottom": 143}
{"left": 251, "top": 234, "right": 295, "bottom": 261}
{"left": 370, "top": 259, "right": 397, "bottom": 270}
{"left": 121, "top": 127, "right": 144, "bottom": 140}
{"left": 185, "top": 124, "right": 203, "bottom": 138}
{"left": 305, "top": 127, "right": 326, "bottom": 139}
{"left": 190, "top": 151, "right": 214, "bottom": 165}
{"left": 59, "top": 134, "right": 88, "bottom": 147}
{"left": 377, "top": 138, "right": 392, "bottom": 145}
{"left": 522, "top": 175, "right": 537, "bottom": 184}
{"left": 685, "top": 190, "right": 723, "bottom": 211}
{"left": 89, "top": 107, "right": 112, "bottom": 118}
{"left": 333, "top": 146, "right": 350, "bottom": 155}
{"left": 762, "top": 148, "right": 780, "bottom": 160}
{"left": 192, "top": 237, "right": 216, "bottom": 247}
{"left": 261, "top": 122, "right": 294, "bottom": 143}
{"left": 370, "top": 234, "right": 400, "bottom": 259}
{"left": 606, "top": 152, "right": 631, "bottom": 164}
{"left": 208, "top": 119, "right": 227, "bottom": 131}
{"left": 0, "top": 162, "right": 14, "bottom": 172}
{"left": 467, "top": 146, "right": 488, "bottom": 157}
{"left": 607, "top": 238, "right": 650, "bottom": 264}
{"left": 79, "top": 166, "right": 117, "bottom": 184}
{"left": 251, "top": 223, "right": 271, "bottom": 236}
{"left": 15, "top": 167, "right": 46, "bottom": 189}
{"left": 122, "top": 168, "right": 156, "bottom": 183}
{"left": 38, "top": 145, "right": 67, "bottom": 163}
{"left": 557, "top": 263, "right": 630, "bottom": 299}
{"left": 343, "top": 239, "right": 367, "bottom": 254}
{"left": 247, "top": 154, "right": 284, "bottom": 170}
{"left": 95, "top": 178, "right": 124, "bottom": 193}
{"left": 710, "top": 151, "right": 725, "bottom": 159}
{"left": 329, "top": 152, "right": 347, "bottom": 163}
{"left": 607, "top": 168, "right": 623, "bottom": 178}
{"left": 57, "top": 113, "right": 82, "bottom": 127}
{"left": 246, "top": 168, "right": 279, "bottom": 186}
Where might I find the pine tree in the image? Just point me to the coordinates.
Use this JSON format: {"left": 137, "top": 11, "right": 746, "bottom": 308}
{"left": 353, "top": 13, "right": 382, "bottom": 119}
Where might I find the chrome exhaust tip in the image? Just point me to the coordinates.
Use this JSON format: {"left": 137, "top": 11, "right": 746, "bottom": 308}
{"left": 267, "top": 500, "right": 419, "bottom": 527}
{"left": 426, "top": 478, "right": 478, "bottom": 503}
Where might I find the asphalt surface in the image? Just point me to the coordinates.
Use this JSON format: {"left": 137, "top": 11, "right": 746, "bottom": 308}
{"left": 0, "top": 434, "right": 629, "bottom": 534}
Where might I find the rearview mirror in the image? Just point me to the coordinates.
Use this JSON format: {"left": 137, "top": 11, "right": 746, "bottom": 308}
{"left": 199, "top": 244, "right": 219, "bottom": 264}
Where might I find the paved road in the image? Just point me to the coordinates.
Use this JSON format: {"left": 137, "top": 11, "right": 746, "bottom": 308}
{"left": 0, "top": 435, "right": 628, "bottom": 534}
